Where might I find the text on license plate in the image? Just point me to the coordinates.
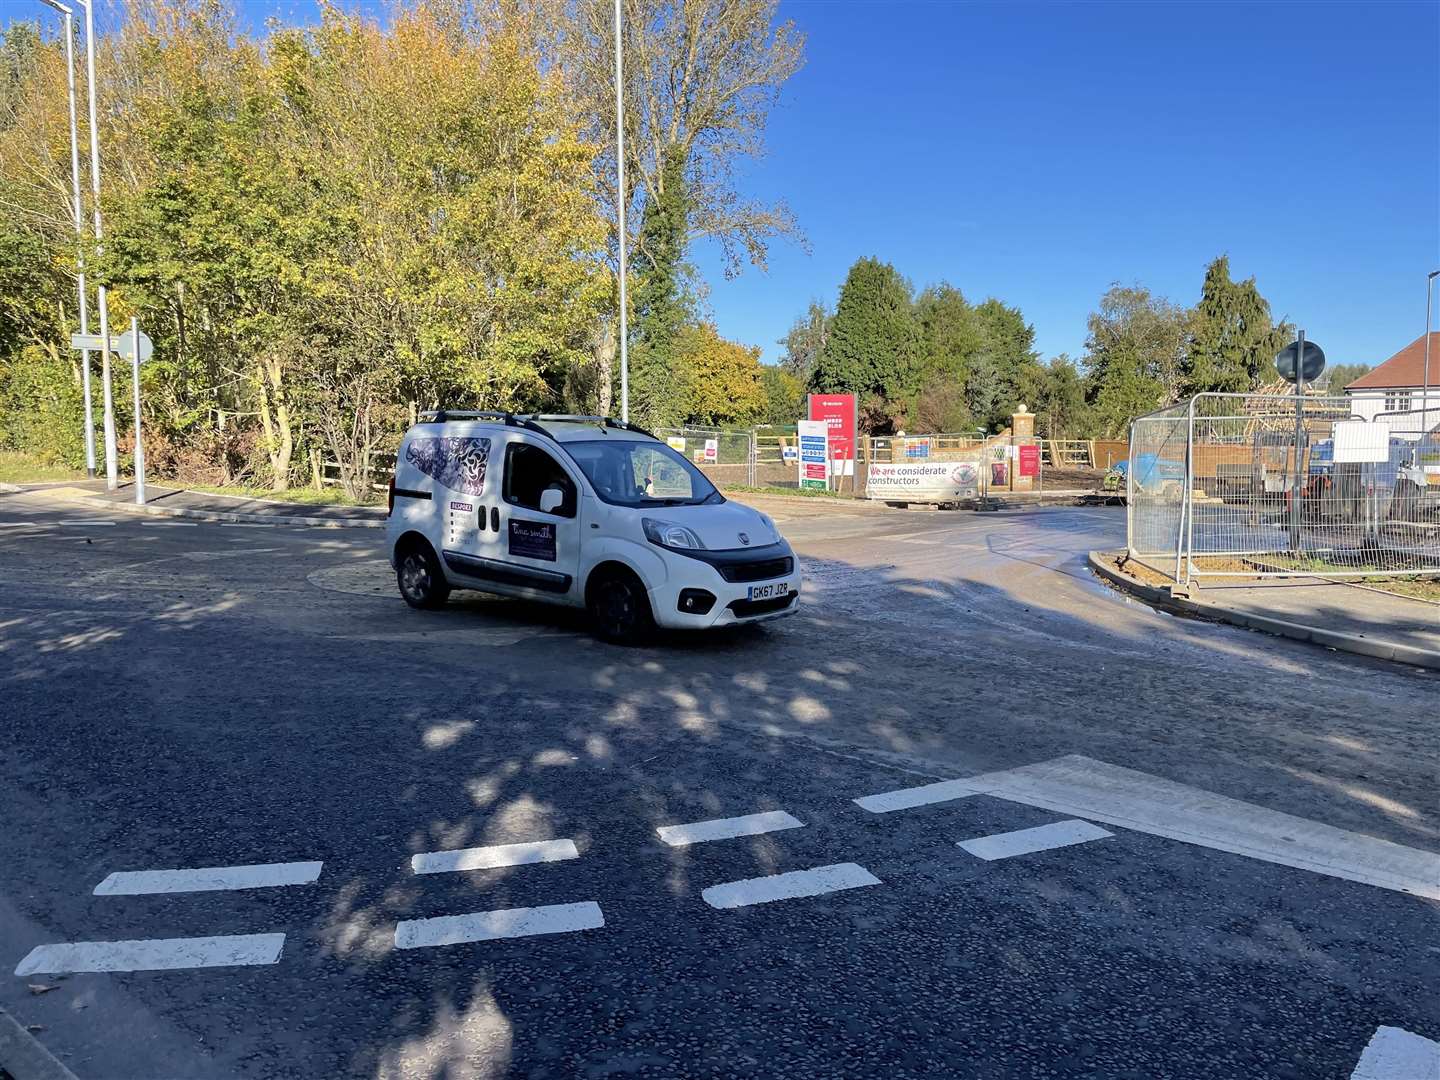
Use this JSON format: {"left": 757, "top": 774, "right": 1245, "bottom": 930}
{"left": 747, "top": 582, "right": 789, "bottom": 601}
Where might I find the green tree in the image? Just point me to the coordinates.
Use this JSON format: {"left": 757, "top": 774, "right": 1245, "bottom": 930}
{"left": 628, "top": 148, "right": 694, "bottom": 426}
{"left": 760, "top": 364, "right": 803, "bottom": 426}
{"left": 1184, "top": 255, "right": 1291, "bottom": 394}
{"left": 679, "top": 323, "right": 766, "bottom": 426}
{"left": 809, "top": 256, "right": 917, "bottom": 417}
{"left": 969, "top": 298, "right": 1039, "bottom": 431}
{"left": 1317, "top": 362, "right": 1371, "bottom": 392}
{"left": 1033, "top": 355, "right": 1087, "bottom": 439}
{"left": 1083, "top": 284, "right": 1190, "bottom": 437}
{"left": 777, "top": 299, "right": 830, "bottom": 381}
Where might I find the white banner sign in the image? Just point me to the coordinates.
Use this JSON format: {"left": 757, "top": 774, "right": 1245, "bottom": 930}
{"left": 1333, "top": 420, "right": 1391, "bottom": 464}
{"left": 866, "top": 461, "right": 980, "bottom": 502}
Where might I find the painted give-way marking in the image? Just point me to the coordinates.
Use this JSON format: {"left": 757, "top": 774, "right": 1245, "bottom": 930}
{"left": 14, "top": 933, "right": 285, "bottom": 975}
{"left": 1349, "top": 1026, "right": 1440, "bottom": 1079}
{"left": 411, "top": 840, "right": 578, "bottom": 874}
{"left": 394, "top": 902, "right": 604, "bottom": 949}
{"left": 656, "top": 810, "right": 803, "bottom": 847}
{"left": 856, "top": 754, "right": 1440, "bottom": 900}
{"left": 702, "top": 863, "right": 881, "bottom": 910}
{"left": 94, "top": 860, "right": 323, "bottom": 896}
{"left": 958, "top": 819, "right": 1112, "bottom": 861}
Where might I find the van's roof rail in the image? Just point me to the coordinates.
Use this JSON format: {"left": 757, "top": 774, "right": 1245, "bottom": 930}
{"left": 416, "top": 409, "right": 521, "bottom": 425}
{"left": 525, "top": 414, "right": 659, "bottom": 440}
{"left": 415, "top": 410, "right": 658, "bottom": 440}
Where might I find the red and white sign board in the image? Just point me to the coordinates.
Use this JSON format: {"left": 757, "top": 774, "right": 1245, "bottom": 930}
{"left": 807, "top": 393, "right": 857, "bottom": 477}
{"left": 1018, "top": 444, "right": 1040, "bottom": 478}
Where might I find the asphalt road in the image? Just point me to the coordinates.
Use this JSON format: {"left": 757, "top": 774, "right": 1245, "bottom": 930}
{"left": 0, "top": 491, "right": 1436, "bottom": 1080}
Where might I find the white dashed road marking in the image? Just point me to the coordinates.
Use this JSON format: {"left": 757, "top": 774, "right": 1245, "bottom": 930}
{"left": 1349, "top": 1026, "right": 1440, "bottom": 1079}
{"left": 656, "top": 810, "right": 804, "bottom": 847}
{"left": 394, "top": 902, "right": 605, "bottom": 949}
{"left": 221, "top": 523, "right": 274, "bottom": 528}
{"left": 958, "top": 819, "right": 1113, "bottom": 861}
{"left": 702, "top": 863, "right": 881, "bottom": 909}
{"left": 411, "top": 840, "right": 579, "bottom": 874}
{"left": 0, "top": 522, "right": 41, "bottom": 528}
{"left": 856, "top": 754, "right": 1440, "bottom": 899}
{"left": 14, "top": 933, "right": 286, "bottom": 975}
{"left": 94, "top": 860, "right": 323, "bottom": 895}
{"left": 58, "top": 519, "right": 116, "bottom": 526}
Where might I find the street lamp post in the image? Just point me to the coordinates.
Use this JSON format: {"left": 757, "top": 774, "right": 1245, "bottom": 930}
{"left": 74, "top": 0, "right": 118, "bottom": 489}
{"left": 613, "top": 0, "right": 628, "bottom": 424}
{"left": 38, "top": 0, "right": 96, "bottom": 478}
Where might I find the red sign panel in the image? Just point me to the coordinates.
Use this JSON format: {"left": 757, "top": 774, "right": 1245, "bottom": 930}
{"left": 1018, "top": 444, "right": 1040, "bottom": 478}
{"left": 807, "top": 394, "right": 857, "bottom": 467}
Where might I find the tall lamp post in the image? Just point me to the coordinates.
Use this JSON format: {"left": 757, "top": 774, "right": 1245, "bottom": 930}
{"left": 613, "top": 0, "right": 628, "bottom": 423}
{"left": 73, "top": 0, "right": 118, "bottom": 488}
{"left": 38, "top": 0, "right": 96, "bottom": 478}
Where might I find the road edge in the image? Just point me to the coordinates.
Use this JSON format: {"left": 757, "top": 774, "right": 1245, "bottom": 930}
{"left": 1, "top": 485, "right": 381, "bottom": 529}
{"left": 1087, "top": 550, "right": 1440, "bottom": 671}
{"left": 0, "top": 1007, "right": 79, "bottom": 1080}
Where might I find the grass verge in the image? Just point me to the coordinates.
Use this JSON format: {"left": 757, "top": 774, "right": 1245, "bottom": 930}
{"left": 184, "top": 483, "right": 373, "bottom": 506}
{"left": 0, "top": 451, "right": 87, "bottom": 485}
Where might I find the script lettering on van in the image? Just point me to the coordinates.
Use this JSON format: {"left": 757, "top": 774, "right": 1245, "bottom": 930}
{"left": 508, "top": 519, "right": 556, "bottom": 562}
{"left": 405, "top": 436, "right": 490, "bottom": 496}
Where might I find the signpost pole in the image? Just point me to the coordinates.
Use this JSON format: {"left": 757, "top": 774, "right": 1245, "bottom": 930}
{"left": 1289, "top": 330, "right": 1306, "bottom": 553}
{"left": 129, "top": 318, "right": 145, "bottom": 505}
{"left": 613, "top": 0, "right": 628, "bottom": 424}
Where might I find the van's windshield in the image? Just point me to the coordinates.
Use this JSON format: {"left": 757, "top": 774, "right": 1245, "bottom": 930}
{"left": 563, "top": 440, "right": 725, "bottom": 507}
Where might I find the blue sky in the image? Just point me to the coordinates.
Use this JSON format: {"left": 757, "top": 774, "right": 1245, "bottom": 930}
{"left": 33, "top": 0, "right": 1438, "bottom": 368}
{"left": 701, "top": 0, "right": 1440, "bottom": 368}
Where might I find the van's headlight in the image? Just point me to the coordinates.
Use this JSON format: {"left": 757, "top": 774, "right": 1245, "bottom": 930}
{"left": 643, "top": 518, "right": 706, "bottom": 550}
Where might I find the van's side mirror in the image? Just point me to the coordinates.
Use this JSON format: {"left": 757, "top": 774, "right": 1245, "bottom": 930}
{"left": 539, "top": 485, "right": 565, "bottom": 514}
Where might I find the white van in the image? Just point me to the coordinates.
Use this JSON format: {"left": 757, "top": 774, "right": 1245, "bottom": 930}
{"left": 385, "top": 413, "right": 802, "bottom": 642}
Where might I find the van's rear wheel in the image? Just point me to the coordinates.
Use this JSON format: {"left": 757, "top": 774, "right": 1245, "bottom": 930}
{"left": 587, "top": 568, "right": 655, "bottom": 645}
{"left": 397, "top": 540, "right": 450, "bottom": 609}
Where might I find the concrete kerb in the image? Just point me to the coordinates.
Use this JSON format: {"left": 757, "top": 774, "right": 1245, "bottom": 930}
{"left": 1087, "top": 551, "right": 1440, "bottom": 671}
{"left": 0, "top": 1007, "right": 79, "bottom": 1080}
{"left": 2, "top": 485, "right": 382, "bottom": 529}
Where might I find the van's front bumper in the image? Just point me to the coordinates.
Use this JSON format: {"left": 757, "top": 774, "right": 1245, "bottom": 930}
{"left": 646, "top": 542, "right": 802, "bottom": 630}
{"left": 649, "top": 573, "right": 803, "bottom": 629}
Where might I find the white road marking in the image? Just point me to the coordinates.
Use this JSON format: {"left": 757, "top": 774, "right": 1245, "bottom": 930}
{"left": 94, "top": 860, "right": 323, "bottom": 896}
{"left": 1349, "top": 1026, "right": 1440, "bottom": 1079}
{"left": 58, "top": 520, "right": 116, "bottom": 526}
{"left": 0, "top": 522, "right": 41, "bottom": 528}
{"left": 144, "top": 521, "right": 198, "bottom": 527}
{"left": 221, "top": 523, "right": 274, "bottom": 528}
{"left": 855, "top": 778, "right": 980, "bottom": 814}
{"left": 410, "top": 840, "right": 578, "bottom": 875}
{"left": 701, "top": 862, "right": 881, "bottom": 909}
{"left": 957, "top": 819, "right": 1113, "bottom": 861}
{"left": 656, "top": 810, "right": 804, "bottom": 847}
{"left": 394, "top": 902, "right": 604, "bottom": 949}
{"left": 13, "top": 933, "right": 285, "bottom": 975}
{"left": 856, "top": 754, "right": 1440, "bottom": 899}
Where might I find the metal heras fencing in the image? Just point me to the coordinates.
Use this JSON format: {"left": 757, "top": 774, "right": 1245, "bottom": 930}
{"left": 1127, "top": 393, "right": 1440, "bottom": 584}
{"left": 652, "top": 427, "right": 758, "bottom": 488}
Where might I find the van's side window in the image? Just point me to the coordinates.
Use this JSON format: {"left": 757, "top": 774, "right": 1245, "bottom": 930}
{"left": 503, "top": 442, "right": 577, "bottom": 517}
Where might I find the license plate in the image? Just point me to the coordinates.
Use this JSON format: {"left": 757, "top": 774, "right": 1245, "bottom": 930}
{"left": 748, "top": 582, "right": 789, "bottom": 601}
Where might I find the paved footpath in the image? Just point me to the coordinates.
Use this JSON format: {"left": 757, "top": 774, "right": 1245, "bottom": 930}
{"left": 0, "top": 493, "right": 1436, "bottom": 1079}
{"left": 1192, "top": 578, "right": 1440, "bottom": 655}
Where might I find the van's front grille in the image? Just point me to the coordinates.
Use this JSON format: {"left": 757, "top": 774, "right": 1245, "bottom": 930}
{"left": 715, "top": 555, "right": 793, "bottom": 583}
{"left": 727, "top": 592, "right": 798, "bottom": 618}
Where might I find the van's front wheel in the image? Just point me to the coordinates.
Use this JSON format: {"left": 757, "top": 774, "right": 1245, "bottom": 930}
{"left": 587, "top": 568, "right": 655, "bottom": 645}
{"left": 397, "top": 540, "right": 451, "bottom": 609}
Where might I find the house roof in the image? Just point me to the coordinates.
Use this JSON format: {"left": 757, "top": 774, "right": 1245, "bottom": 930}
{"left": 1346, "top": 333, "right": 1440, "bottom": 390}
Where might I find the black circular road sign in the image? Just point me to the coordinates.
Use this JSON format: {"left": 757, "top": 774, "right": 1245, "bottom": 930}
{"left": 1276, "top": 339, "right": 1325, "bottom": 383}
